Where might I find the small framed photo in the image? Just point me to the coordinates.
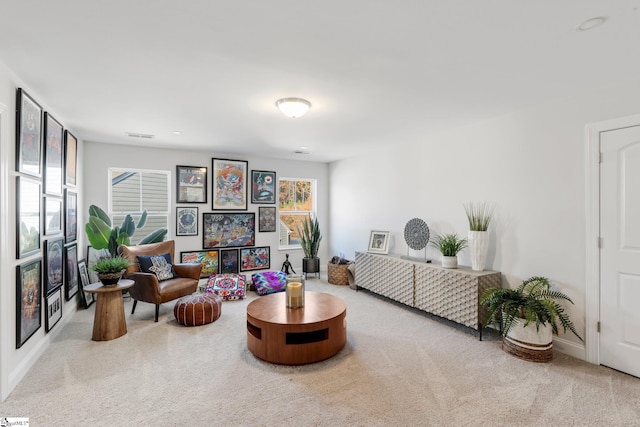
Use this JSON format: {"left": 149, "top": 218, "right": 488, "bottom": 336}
{"left": 176, "top": 165, "right": 207, "bottom": 203}
{"left": 45, "top": 238, "right": 64, "bottom": 295}
{"left": 45, "top": 287, "right": 63, "bottom": 332}
{"left": 65, "top": 189, "right": 77, "bottom": 243}
{"left": 180, "top": 250, "right": 219, "bottom": 278}
{"left": 44, "top": 196, "right": 63, "bottom": 236}
{"left": 251, "top": 170, "right": 276, "bottom": 204}
{"left": 16, "top": 88, "right": 43, "bottom": 178}
{"left": 43, "top": 112, "right": 64, "bottom": 196}
{"left": 16, "top": 258, "right": 42, "bottom": 349}
{"left": 220, "top": 248, "right": 239, "bottom": 274}
{"left": 16, "top": 176, "right": 41, "bottom": 259}
{"left": 78, "top": 260, "right": 94, "bottom": 308}
{"left": 212, "top": 158, "right": 248, "bottom": 210}
{"left": 65, "top": 244, "right": 79, "bottom": 301}
{"left": 64, "top": 131, "right": 77, "bottom": 186}
{"left": 368, "top": 230, "right": 390, "bottom": 254}
{"left": 258, "top": 206, "right": 276, "bottom": 232}
{"left": 240, "top": 246, "right": 270, "bottom": 272}
{"left": 176, "top": 207, "right": 198, "bottom": 236}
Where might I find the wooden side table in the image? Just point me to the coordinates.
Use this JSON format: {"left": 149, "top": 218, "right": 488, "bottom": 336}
{"left": 84, "top": 279, "right": 135, "bottom": 341}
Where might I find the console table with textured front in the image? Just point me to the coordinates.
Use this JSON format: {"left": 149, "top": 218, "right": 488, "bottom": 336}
{"left": 355, "top": 252, "right": 501, "bottom": 339}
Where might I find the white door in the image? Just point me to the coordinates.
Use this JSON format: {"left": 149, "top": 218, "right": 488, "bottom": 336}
{"left": 600, "top": 125, "right": 640, "bottom": 378}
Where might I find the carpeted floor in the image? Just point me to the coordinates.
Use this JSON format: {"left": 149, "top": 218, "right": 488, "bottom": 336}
{"left": 1, "top": 278, "right": 639, "bottom": 426}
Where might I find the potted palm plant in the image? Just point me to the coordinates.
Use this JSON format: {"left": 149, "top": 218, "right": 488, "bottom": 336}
{"left": 298, "top": 215, "right": 322, "bottom": 279}
{"left": 463, "top": 201, "right": 495, "bottom": 271}
{"left": 429, "top": 233, "right": 467, "bottom": 269}
{"left": 480, "top": 276, "right": 583, "bottom": 362}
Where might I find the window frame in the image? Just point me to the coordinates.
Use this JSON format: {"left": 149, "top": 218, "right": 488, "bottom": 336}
{"left": 278, "top": 177, "right": 317, "bottom": 251}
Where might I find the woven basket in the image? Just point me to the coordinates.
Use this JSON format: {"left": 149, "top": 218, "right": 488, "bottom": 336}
{"left": 327, "top": 263, "right": 349, "bottom": 286}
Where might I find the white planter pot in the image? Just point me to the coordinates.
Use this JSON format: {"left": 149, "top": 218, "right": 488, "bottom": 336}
{"left": 467, "top": 230, "right": 489, "bottom": 271}
{"left": 441, "top": 256, "right": 457, "bottom": 269}
{"left": 503, "top": 319, "right": 553, "bottom": 362}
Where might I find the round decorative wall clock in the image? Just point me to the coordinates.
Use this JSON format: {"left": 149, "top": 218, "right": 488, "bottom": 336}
{"left": 404, "top": 218, "right": 430, "bottom": 251}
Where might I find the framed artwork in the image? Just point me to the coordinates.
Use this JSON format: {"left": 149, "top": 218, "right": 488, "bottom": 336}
{"left": 65, "top": 189, "right": 77, "bottom": 243}
{"left": 64, "top": 131, "right": 77, "bottom": 186}
{"left": 220, "top": 249, "right": 239, "bottom": 274}
{"left": 212, "top": 158, "right": 248, "bottom": 210}
{"left": 16, "top": 176, "right": 41, "bottom": 259}
{"left": 180, "top": 250, "right": 219, "bottom": 278}
{"left": 16, "top": 258, "right": 42, "bottom": 349}
{"left": 368, "top": 230, "right": 390, "bottom": 254}
{"left": 78, "top": 260, "right": 94, "bottom": 308}
{"left": 176, "top": 207, "right": 198, "bottom": 236}
{"left": 45, "top": 287, "right": 63, "bottom": 332}
{"left": 258, "top": 206, "right": 276, "bottom": 232}
{"left": 251, "top": 170, "right": 276, "bottom": 204}
{"left": 44, "top": 196, "right": 63, "bottom": 236}
{"left": 176, "top": 165, "right": 207, "bottom": 203}
{"left": 240, "top": 246, "right": 270, "bottom": 272}
{"left": 44, "top": 238, "right": 64, "bottom": 295}
{"left": 16, "top": 88, "right": 43, "bottom": 178}
{"left": 86, "top": 246, "right": 110, "bottom": 284}
{"left": 65, "top": 244, "right": 79, "bottom": 301}
{"left": 203, "top": 212, "right": 255, "bottom": 249}
{"left": 43, "top": 112, "right": 64, "bottom": 196}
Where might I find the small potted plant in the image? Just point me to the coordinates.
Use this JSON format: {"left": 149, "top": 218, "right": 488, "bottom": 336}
{"left": 480, "top": 276, "right": 583, "bottom": 362}
{"left": 429, "top": 233, "right": 467, "bottom": 269}
{"left": 91, "top": 256, "right": 131, "bottom": 286}
{"left": 298, "top": 215, "right": 322, "bottom": 279}
{"left": 463, "top": 201, "right": 495, "bottom": 271}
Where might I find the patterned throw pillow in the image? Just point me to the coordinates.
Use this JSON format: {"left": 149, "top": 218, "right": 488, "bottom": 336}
{"left": 205, "top": 274, "right": 246, "bottom": 300}
{"left": 251, "top": 271, "right": 287, "bottom": 296}
{"left": 137, "top": 254, "right": 177, "bottom": 281}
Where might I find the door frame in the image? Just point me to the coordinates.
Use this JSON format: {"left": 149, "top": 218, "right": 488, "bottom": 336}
{"left": 585, "top": 113, "right": 640, "bottom": 365}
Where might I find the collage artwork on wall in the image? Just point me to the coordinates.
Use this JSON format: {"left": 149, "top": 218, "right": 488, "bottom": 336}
{"left": 14, "top": 87, "right": 80, "bottom": 345}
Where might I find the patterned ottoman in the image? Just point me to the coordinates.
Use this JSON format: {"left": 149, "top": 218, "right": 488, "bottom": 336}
{"left": 204, "top": 274, "right": 246, "bottom": 301}
{"left": 251, "top": 271, "right": 287, "bottom": 296}
{"left": 174, "top": 293, "right": 222, "bottom": 326}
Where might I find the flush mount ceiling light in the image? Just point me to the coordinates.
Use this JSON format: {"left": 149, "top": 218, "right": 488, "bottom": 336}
{"left": 576, "top": 16, "right": 606, "bottom": 32}
{"left": 275, "top": 98, "right": 311, "bottom": 118}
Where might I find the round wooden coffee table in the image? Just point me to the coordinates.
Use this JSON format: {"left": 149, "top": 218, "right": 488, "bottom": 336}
{"left": 84, "top": 279, "right": 135, "bottom": 341}
{"left": 246, "top": 291, "right": 347, "bottom": 365}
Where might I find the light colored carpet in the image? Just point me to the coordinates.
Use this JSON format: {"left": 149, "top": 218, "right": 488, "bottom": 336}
{"left": 1, "top": 278, "right": 639, "bottom": 426}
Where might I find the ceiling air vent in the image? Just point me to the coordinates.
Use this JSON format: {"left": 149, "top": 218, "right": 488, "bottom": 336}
{"left": 293, "top": 150, "right": 310, "bottom": 155}
{"left": 126, "top": 132, "right": 155, "bottom": 139}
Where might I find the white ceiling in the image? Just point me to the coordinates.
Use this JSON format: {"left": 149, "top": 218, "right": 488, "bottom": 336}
{"left": 1, "top": 1, "right": 639, "bottom": 163}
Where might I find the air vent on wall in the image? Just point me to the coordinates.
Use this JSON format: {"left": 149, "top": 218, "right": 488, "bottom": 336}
{"left": 126, "top": 132, "right": 155, "bottom": 139}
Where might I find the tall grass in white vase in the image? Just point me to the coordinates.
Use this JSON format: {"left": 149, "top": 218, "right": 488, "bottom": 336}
{"left": 464, "top": 202, "right": 495, "bottom": 271}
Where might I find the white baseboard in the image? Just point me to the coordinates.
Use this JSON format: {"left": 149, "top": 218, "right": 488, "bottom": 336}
{"left": 553, "top": 336, "right": 587, "bottom": 361}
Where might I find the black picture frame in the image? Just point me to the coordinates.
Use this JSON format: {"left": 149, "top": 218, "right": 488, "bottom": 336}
{"left": 43, "top": 195, "right": 63, "bottom": 236}
{"left": 240, "top": 246, "right": 271, "bottom": 272}
{"left": 176, "top": 165, "right": 207, "bottom": 203}
{"left": 64, "top": 130, "right": 77, "bottom": 187}
{"left": 176, "top": 206, "right": 198, "bottom": 236}
{"left": 44, "top": 238, "right": 64, "bottom": 295}
{"left": 251, "top": 170, "right": 276, "bottom": 204}
{"left": 202, "top": 212, "right": 255, "bottom": 249}
{"left": 16, "top": 258, "right": 42, "bottom": 348}
{"left": 78, "top": 259, "right": 94, "bottom": 308}
{"left": 16, "top": 88, "right": 43, "bottom": 178}
{"left": 220, "top": 248, "right": 239, "bottom": 274}
{"left": 211, "top": 158, "right": 248, "bottom": 211}
{"left": 65, "top": 244, "right": 79, "bottom": 301}
{"left": 258, "top": 206, "right": 277, "bottom": 232}
{"left": 45, "top": 287, "right": 63, "bottom": 332}
{"left": 180, "top": 250, "right": 219, "bottom": 278}
{"left": 16, "top": 176, "right": 41, "bottom": 259}
{"left": 43, "top": 112, "right": 64, "bottom": 196}
{"left": 65, "top": 189, "right": 77, "bottom": 243}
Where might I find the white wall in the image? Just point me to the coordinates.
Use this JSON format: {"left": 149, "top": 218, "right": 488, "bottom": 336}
{"left": 0, "top": 61, "right": 84, "bottom": 401}
{"left": 329, "top": 78, "right": 640, "bottom": 359}
{"left": 82, "top": 142, "right": 330, "bottom": 273}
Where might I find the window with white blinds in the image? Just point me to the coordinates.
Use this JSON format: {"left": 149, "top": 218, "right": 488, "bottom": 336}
{"left": 109, "top": 168, "right": 170, "bottom": 244}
